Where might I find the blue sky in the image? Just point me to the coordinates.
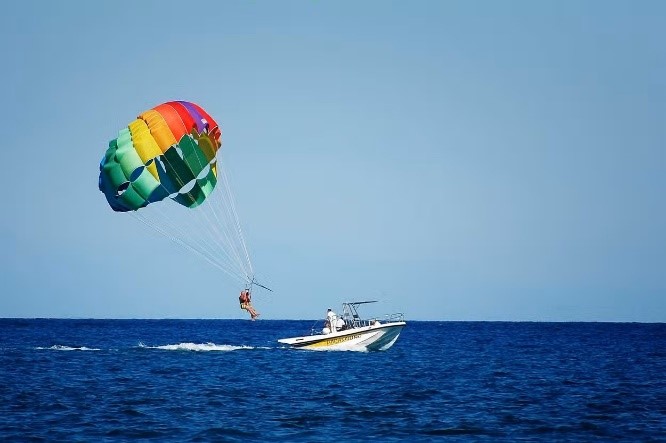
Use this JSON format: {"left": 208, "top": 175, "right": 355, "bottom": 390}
{"left": 1, "top": 1, "right": 664, "bottom": 321}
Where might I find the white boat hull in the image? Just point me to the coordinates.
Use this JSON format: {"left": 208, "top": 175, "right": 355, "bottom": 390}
{"left": 278, "top": 321, "right": 406, "bottom": 351}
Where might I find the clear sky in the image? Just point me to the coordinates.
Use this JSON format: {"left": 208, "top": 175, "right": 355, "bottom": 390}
{"left": 1, "top": 1, "right": 664, "bottom": 321}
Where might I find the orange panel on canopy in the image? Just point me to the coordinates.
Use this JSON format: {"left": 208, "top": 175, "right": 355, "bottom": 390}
{"left": 153, "top": 103, "right": 188, "bottom": 141}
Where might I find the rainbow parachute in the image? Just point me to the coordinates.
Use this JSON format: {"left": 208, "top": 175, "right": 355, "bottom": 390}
{"left": 99, "top": 101, "right": 222, "bottom": 212}
{"left": 98, "top": 101, "right": 257, "bottom": 288}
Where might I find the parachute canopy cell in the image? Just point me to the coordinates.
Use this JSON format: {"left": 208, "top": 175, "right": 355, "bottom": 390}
{"left": 98, "top": 101, "right": 222, "bottom": 212}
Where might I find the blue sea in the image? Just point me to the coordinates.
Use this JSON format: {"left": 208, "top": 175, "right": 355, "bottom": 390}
{"left": 1, "top": 320, "right": 665, "bottom": 441}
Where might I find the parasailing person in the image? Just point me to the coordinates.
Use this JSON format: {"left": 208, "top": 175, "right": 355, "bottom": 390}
{"left": 239, "top": 289, "right": 260, "bottom": 320}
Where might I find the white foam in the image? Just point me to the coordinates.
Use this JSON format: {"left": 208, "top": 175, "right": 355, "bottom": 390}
{"left": 310, "top": 345, "right": 369, "bottom": 353}
{"left": 138, "top": 342, "right": 253, "bottom": 352}
{"left": 36, "top": 345, "right": 101, "bottom": 351}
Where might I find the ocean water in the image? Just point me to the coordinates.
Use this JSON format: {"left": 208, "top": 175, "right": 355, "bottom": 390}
{"left": 1, "top": 319, "right": 665, "bottom": 442}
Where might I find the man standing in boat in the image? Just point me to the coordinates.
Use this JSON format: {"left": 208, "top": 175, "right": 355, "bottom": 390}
{"left": 239, "top": 289, "right": 259, "bottom": 320}
{"left": 326, "top": 308, "right": 338, "bottom": 332}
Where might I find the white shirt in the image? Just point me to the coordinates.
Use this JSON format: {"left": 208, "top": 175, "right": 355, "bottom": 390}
{"left": 326, "top": 310, "right": 338, "bottom": 331}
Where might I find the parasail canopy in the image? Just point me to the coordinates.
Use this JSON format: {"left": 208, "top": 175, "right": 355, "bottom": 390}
{"left": 99, "top": 101, "right": 222, "bottom": 212}
{"left": 98, "top": 101, "right": 255, "bottom": 286}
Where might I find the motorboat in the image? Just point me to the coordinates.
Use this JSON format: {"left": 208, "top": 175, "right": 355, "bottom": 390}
{"left": 278, "top": 301, "right": 406, "bottom": 351}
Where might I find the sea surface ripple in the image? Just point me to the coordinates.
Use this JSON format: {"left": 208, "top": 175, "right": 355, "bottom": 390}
{"left": 1, "top": 319, "right": 665, "bottom": 441}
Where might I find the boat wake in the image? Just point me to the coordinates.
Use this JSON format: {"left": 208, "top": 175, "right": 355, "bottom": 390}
{"left": 35, "top": 345, "right": 101, "bottom": 351}
{"left": 138, "top": 342, "right": 254, "bottom": 352}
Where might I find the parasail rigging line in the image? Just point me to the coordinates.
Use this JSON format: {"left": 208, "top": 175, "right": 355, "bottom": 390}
{"left": 218, "top": 165, "right": 254, "bottom": 277}
{"left": 198, "top": 165, "right": 252, "bottom": 281}
{"left": 128, "top": 131, "right": 254, "bottom": 285}
{"left": 136, "top": 137, "right": 244, "bottom": 280}
{"left": 188, "top": 139, "right": 253, "bottom": 283}
{"left": 130, "top": 210, "right": 247, "bottom": 285}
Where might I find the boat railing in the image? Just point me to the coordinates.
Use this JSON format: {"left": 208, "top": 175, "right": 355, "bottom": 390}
{"left": 382, "top": 312, "right": 405, "bottom": 323}
{"left": 310, "top": 312, "right": 405, "bottom": 335}
{"left": 345, "top": 312, "right": 405, "bottom": 329}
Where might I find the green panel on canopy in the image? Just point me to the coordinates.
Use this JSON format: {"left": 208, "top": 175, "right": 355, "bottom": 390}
{"left": 178, "top": 135, "right": 208, "bottom": 176}
{"left": 173, "top": 180, "right": 204, "bottom": 208}
{"left": 118, "top": 182, "right": 146, "bottom": 209}
{"left": 101, "top": 158, "right": 127, "bottom": 191}
{"left": 198, "top": 167, "right": 217, "bottom": 198}
{"left": 104, "top": 140, "right": 118, "bottom": 162}
{"left": 115, "top": 130, "right": 144, "bottom": 179}
{"left": 148, "top": 183, "right": 170, "bottom": 203}
{"left": 196, "top": 133, "right": 217, "bottom": 163}
{"left": 131, "top": 167, "right": 161, "bottom": 201}
{"left": 163, "top": 146, "right": 196, "bottom": 189}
